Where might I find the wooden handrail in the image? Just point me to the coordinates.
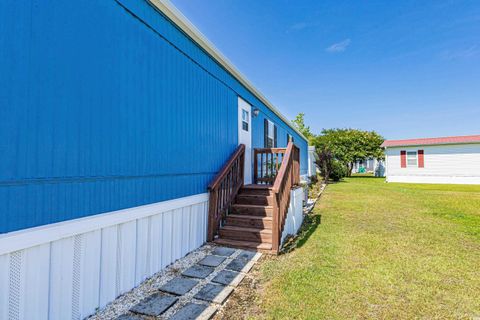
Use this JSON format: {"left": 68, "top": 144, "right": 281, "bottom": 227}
{"left": 272, "top": 143, "right": 293, "bottom": 193}
{"left": 208, "top": 144, "right": 245, "bottom": 190}
{"left": 207, "top": 144, "right": 245, "bottom": 241}
{"left": 253, "top": 148, "right": 287, "bottom": 184}
{"left": 253, "top": 148, "right": 287, "bottom": 153}
{"left": 271, "top": 142, "right": 300, "bottom": 252}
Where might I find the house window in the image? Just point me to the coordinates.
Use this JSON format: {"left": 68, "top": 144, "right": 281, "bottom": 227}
{"left": 267, "top": 121, "right": 274, "bottom": 147}
{"left": 241, "top": 109, "right": 249, "bottom": 131}
{"left": 264, "top": 119, "right": 277, "bottom": 148}
{"left": 287, "top": 133, "right": 294, "bottom": 143}
{"left": 407, "top": 151, "right": 418, "bottom": 167}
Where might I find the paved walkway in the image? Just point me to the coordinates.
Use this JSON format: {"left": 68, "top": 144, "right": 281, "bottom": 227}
{"left": 91, "top": 245, "right": 261, "bottom": 320}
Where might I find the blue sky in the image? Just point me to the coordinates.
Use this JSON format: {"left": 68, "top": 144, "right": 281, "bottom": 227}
{"left": 170, "top": 0, "right": 480, "bottom": 139}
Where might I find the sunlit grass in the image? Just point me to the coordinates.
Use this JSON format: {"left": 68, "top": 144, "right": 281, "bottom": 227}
{"left": 256, "top": 178, "right": 480, "bottom": 319}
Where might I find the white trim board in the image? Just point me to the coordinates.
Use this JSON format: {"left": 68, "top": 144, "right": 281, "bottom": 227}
{"left": 386, "top": 175, "right": 480, "bottom": 185}
{"left": 0, "top": 193, "right": 208, "bottom": 255}
{"left": 146, "top": 0, "right": 307, "bottom": 141}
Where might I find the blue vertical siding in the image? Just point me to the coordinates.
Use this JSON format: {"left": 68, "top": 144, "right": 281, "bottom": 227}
{"left": 0, "top": 0, "right": 308, "bottom": 233}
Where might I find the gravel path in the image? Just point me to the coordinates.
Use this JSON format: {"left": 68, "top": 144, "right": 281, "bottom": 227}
{"left": 87, "top": 244, "right": 261, "bottom": 320}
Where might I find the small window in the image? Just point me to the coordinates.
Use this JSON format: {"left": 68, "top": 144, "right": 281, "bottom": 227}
{"left": 242, "top": 109, "right": 249, "bottom": 131}
{"left": 407, "top": 151, "right": 417, "bottom": 167}
{"left": 266, "top": 120, "right": 274, "bottom": 147}
{"left": 287, "top": 133, "right": 294, "bottom": 143}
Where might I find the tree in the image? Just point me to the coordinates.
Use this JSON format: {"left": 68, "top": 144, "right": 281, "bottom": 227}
{"left": 313, "top": 128, "right": 384, "bottom": 176}
{"left": 291, "top": 113, "right": 314, "bottom": 142}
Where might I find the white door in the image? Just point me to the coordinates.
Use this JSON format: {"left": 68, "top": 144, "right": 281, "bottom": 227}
{"left": 238, "top": 97, "right": 252, "bottom": 184}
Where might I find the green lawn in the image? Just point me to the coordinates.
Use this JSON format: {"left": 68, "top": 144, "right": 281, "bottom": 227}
{"left": 257, "top": 177, "right": 480, "bottom": 319}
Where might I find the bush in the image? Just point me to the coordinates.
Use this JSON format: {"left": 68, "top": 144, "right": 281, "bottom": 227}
{"left": 330, "top": 160, "right": 347, "bottom": 181}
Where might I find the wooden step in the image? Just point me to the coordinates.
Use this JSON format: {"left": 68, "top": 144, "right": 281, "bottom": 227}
{"left": 236, "top": 194, "right": 273, "bottom": 206}
{"left": 219, "top": 225, "right": 272, "bottom": 243}
{"left": 239, "top": 184, "right": 273, "bottom": 196}
{"left": 226, "top": 214, "right": 272, "bottom": 229}
{"left": 231, "top": 204, "right": 273, "bottom": 216}
{"left": 214, "top": 238, "right": 272, "bottom": 252}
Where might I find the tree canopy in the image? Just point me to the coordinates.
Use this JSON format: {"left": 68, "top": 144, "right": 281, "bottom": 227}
{"left": 291, "top": 113, "right": 314, "bottom": 142}
{"left": 291, "top": 113, "right": 384, "bottom": 178}
{"left": 312, "top": 128, "right": 384, "bottom": 175}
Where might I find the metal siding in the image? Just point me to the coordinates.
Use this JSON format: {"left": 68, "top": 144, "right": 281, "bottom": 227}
{"left": 0, "top": 0, "right": 307, "bottom": 233}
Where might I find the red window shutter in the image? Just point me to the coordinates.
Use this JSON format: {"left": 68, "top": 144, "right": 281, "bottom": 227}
{"left": 418, "top": 150, "right": 424, "bottom": 168}
{"left": 400, "top": 150, "right": 407, "bottom": 168}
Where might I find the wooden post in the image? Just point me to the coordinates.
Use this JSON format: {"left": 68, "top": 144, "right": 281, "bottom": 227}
{"left": 207, "top": 191, "right": 217, "bottom": 241}
{"left": 253, "top": 150, "right": 258, "bottom": 184}
{"left": 271, "top": 193, "right": 280, "bottom": 253}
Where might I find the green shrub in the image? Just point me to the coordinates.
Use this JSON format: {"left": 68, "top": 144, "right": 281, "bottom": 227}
{"left": 330, "top": 160, "right": 347, "bottom": 181}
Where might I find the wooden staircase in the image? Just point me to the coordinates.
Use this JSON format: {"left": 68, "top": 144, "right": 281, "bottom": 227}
{"left": 207, "top": 142, "right": 300, "bottom": 254}
{"left": 214, "top": 184, "right": 274, "bottom": 252}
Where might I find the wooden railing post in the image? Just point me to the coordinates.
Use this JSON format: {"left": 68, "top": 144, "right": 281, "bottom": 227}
{"left": 207, "top": 191, "right": 218, "bottom": 241}
{"left": 271, "top": 194, "right": 280, "bottom": 252}
{"left": 253, "top": 149, "right": 258, "bottom": 184}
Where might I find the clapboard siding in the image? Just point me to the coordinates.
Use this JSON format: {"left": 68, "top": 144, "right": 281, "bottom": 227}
{"left": 0, "top": 193, "right": 208, "bottom": 319}
{"left": 385, "top": 143, "right": 480, "bottom": 184}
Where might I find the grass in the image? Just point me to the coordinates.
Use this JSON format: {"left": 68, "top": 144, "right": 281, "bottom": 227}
{"left": 255, "top": 177, "right": 480, "bottom": 319}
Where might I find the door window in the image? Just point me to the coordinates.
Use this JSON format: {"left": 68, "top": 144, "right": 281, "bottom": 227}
{"left": 242, "top": 109, "right": 249, "bottom": 131}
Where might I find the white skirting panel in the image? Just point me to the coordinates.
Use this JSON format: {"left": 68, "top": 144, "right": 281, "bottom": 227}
{"left": 281, "top": 187, "right": 305, "bottom": 245}
{"left": 387, "top": 175, "right": 480, "bottom": 185}
{"left": 0, "top": 193, "right": 209, "bottom": 320}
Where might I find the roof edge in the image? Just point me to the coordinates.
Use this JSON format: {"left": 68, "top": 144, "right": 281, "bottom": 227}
{"left": 147, "top": 0, "right": 307, "bottom": 141}
{"left": 382, "top": 141, "right": 480, "bottom": 148}
{"left": 381, "top": 134, "right": 480, "bottom": 148}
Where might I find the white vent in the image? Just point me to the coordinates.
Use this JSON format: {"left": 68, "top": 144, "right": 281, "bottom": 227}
{"left": 115, "top": 226, "right": 122, "bottom": 297}
{"left": 72, "top": 234, "right": 83, "bottom": 320}
{"left": 8, "top": 251, "right": 22, "bottom": 320}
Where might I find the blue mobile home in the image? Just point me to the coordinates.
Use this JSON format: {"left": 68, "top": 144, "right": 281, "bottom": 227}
{"left": 0, "top": 0, "right": 309, "bottom": 318}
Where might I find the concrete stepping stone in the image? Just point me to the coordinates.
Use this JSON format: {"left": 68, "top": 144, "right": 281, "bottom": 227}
{"left": 116, "top": 314, "right": 145, "bottom": 320}
{"left": 130, "top": 293, "right": 177, "bottom": 317}
{"left": 211, "top": 247, "right": 235, "bottom": 257}
{"left": 182, "top": 265, "right": 214, "bottom": 279}
{"left": 225, "top": 258, "right": 249, "bottom": 272}
{"left": 194, "top": 283, "right": 233, "bottom": 304}
{"left": 169, "top": 302, "right": 208, "bottom": 320}
{"left": 160, "top": 277, "right": 199, "bottom": 296}
{"left": 211, "top": 270, "right": 242, "bottom": 286}
{"left": 237, "top": 250, "right": 256, "bottom": 261}
{"left": 197, "top": 255, "right": 226, "bottom": 267}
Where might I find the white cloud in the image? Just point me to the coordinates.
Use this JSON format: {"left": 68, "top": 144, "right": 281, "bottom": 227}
{"left": 440, "top": 45, "right": 479, "bottom": 60}
{"left": 326, "top": 39, "right": 351, "bottom": 53}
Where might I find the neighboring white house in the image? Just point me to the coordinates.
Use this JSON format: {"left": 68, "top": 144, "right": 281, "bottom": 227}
{"left": 382, "top": 135, "right": 480, "bottom": 185}
{"left": 352, "top": 158, "right": 385, "bottom": 176}
{"left": 308, "top": 146, "right": 319, "bottom": 177}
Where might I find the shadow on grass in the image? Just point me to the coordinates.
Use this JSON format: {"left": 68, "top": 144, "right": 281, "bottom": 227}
{"left": 348, "top": 175, "right": 384, "bottom": 179}
{"left": 281, "top": 214, "right": 322, "bottom": 253}
{"left": 296, "top": 214, "right": 322, "bottom": 248}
